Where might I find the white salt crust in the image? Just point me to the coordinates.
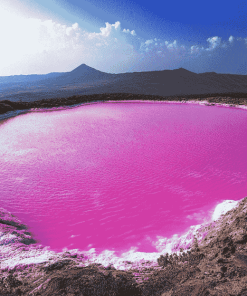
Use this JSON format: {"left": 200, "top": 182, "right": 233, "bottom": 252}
{"left": 0, "top": 198, "right": 241, "bottom": 271}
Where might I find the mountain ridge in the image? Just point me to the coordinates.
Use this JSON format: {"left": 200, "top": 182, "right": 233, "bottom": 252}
{"left": 3, "top": 63, "right": 246, "bottom": 81}
{"left": 1, "top": 63, "right": 247, "bottom": 102}
{"left": 1, "top": 64, "right": 247, "bottom": 83}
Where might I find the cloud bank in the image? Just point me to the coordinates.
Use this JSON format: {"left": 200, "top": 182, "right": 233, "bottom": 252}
{"left": 0, "top": 11, "right": 247, "bottom": 76}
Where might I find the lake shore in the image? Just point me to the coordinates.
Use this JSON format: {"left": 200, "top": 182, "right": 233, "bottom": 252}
{"left": 1, "top": 92, "right": 247, "bottom": 117}
{"left": 0, "top": 196, "right": 247, "bottom": 295}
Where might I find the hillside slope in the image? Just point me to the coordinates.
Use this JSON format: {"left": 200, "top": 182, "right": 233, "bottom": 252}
{"left": 1, "top": 65, "right": 247, "bottom": 102}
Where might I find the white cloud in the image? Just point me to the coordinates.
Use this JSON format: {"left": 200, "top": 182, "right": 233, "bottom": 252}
{"left": 0, "top": 15, "right": 139, "bottom": 74}
{"left": 123, "top": 28, "right": 136, "bottom": 36}
{"left": 0, "top": 7, "right": 247, "bottom": 76}
{"left": 137, "top": 38, "right": 189, "bottom": 72}
{"left": 182, "top": 35, "right": 247, "bottom": 74}
{"left": 166, "top": 40, "right": 178, "bottom": 50}
{"left": 190, "top": 35, "right": 242, "bottom": 56}
{"left": 0, "top": 13, "right": 80, "bottom": 56}
{"left": 76, "top": 22, "right": 139, "bottom": 73}
{"left": 206, "top": 36, "right": 221, "bottom": 51}
{"left": 190, "top": 45, "right": 204, "bottom": 55}
{"left": 189, "top": 36, "right": 224, "bottom": 55}
{"left": 0, "top": 8, "right": 83, "bottom": 75}
{"left": 145, "top": 39, "right": 154, "bottom": 45}
{"left": 99, "top": 21, "right": 121, "bottom": 37}
{"left": 1, "top": 12, "right": 192, "bottom": 75}
{"left": 140, "top": 38, "right": 185, "bottom": 54}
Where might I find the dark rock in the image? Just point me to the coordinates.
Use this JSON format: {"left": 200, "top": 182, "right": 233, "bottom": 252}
{"left": 44, "top": 260, "right": 73, "bottom": 272}
{"left": 0, "top": 219, "right": 27, "bottom": 230}
{"left": 236, "top": 234, "right": 247, "bottom": 244}
{"left": 220, "top": 266, "right": 227, "bottom": 273}
{"left": 70, "top": 254, "right": 77, "bottom": 258}
{"left": 0, "top": 103, "right": 14, "bottom": 114}
{"left": 157, "top": 255, "right": 169, "bottom": 267}
{"left": 217, "top": 257, "right": 224, "bottom": 263}
{"left": 19, "top": 238, "right": 36, "bottom": 245}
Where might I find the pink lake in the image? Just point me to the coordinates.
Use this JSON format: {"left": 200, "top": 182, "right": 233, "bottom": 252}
{"left": 0, "top": 101, "right": 247, "bottom": 255}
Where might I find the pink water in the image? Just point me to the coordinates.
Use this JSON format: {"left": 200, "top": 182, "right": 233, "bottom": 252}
{"left": 0, "top": 101, "right": 247, "bottom": 255}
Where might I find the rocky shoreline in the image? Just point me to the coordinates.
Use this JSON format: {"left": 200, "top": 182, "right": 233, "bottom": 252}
{"left": 0, "top": 93, "right": 247, "bottom": 295}
{"left": 1, "top": 92, "right": 247, "bottom": 117}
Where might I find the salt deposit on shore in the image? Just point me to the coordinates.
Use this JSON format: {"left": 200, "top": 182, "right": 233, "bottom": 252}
{"left": 0, "top": 196, "right": 246, "bottom": 295}
{"left": 0, "top": 198, "right": 241, "bottom": 271}
{"left": 107, "top": 99, "right": 247, "bottom": 111}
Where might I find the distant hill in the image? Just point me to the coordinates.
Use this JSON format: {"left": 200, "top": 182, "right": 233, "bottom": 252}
{"left": 0, "top": 72, "right": 64, "bottom": 85}
{"left": 1, "top": 64, "right": 247, "bottom": 102}
{"left": 48, "top": 64, "right": 116, "bottom": 86}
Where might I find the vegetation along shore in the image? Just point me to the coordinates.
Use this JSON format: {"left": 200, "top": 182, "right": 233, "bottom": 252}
{"left": 1, "top": 92, "right": 247, "bottom": 117}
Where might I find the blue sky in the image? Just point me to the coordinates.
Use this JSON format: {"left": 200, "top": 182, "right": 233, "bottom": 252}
{"left": 0, "top": 0, "right": 246, "bottom": 75}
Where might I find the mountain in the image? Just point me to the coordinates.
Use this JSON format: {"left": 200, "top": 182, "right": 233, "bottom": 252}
{"left": 83, "top": 67, "right": 247, "bottom": 97}
{"left": 0, "top": 64, "right": 114, "bottom": 86}
{"left": 0, "top": 72, "right": 64, "bottom": 85}
{"left": 49, "top": 64, "right": 116, "bottom": 85}
{"left": 69, "top": 63, "right": 111, "bottom": 77}
{"left": 1, "top": 64, "right": 247, "bottom": 102}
